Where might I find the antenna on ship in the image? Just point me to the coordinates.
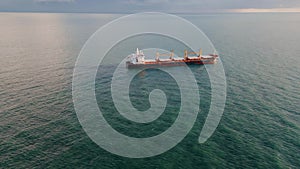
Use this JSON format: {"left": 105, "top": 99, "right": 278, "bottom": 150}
{"left": 136, "top": 48, "right": 139, "bottom": 55}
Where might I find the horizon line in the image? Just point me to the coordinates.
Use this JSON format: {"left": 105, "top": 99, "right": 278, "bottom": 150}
{"left": 1, "top": 8, "right": 300, "bottom": 14}
{"left": 228, "top": 8, "right": 300, "bottom": 13}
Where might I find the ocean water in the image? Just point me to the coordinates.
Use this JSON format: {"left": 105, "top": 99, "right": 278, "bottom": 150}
{"left": 0, "top": 12, "right": 300, "bottom": 168}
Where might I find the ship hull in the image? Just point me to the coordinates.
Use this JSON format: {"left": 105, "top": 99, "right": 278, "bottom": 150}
{"left": 126, "top": 58, "right": 216, "bottom": 69}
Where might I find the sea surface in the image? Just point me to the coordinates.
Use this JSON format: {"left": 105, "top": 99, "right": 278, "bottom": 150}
{"left": 0, "top": 12, "right": 300, "bottom": 168}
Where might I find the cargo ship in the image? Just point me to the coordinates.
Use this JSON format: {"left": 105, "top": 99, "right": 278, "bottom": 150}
{"left": 126, "top": 48, "right": 218, "bottom": 69}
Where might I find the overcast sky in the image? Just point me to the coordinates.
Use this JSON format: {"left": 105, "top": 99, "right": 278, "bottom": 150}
{"left": 1, "top": 0, "right": 300, "bottom": 13}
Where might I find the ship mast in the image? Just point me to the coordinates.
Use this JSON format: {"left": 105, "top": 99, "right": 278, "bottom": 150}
{"left": 199, "top": 48, "right": 202, "bottom": 58}
{"left": 170, "top": 49, "right": 174, "bottom": 60}
{"left": 156, "top": 52, "right": 160, "bottom": 61}
{"left": 184, "top": 50, "right": 188, "bottom": 60}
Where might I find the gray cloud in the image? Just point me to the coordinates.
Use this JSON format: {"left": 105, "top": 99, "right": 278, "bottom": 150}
{"left": 0, "top": 0, "right": 300, "bottom": 13}
{"left": 35, "top": 0, "right": 75, "bottom": 2}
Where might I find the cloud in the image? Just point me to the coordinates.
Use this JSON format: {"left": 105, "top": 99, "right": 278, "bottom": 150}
{"left": 0, "top": 0, "right": 300, "bottom": 13}
{"left": 230, "top": 7, "right": 300, "bottom": 13}
{"left": 126, "top": 0, "right": 169, "bottom": 5}
{"left": 35, "top": 0, "right": 75, "bottom": 3}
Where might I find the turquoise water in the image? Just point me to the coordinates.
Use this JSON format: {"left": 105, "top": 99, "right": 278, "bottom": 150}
{"left": 1, "top": 13, "right": 300, "bottom": 168}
